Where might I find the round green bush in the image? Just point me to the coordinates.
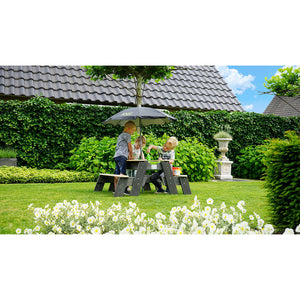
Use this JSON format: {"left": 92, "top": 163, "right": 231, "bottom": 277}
{"left": 234, "top": 143, "right": 270, "bottom": 179}
{"left": 69, "top": 134, "right": 217, "bottom": 182}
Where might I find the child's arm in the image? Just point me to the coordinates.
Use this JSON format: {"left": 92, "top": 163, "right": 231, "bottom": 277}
{"left": 168, "top": 150, "right": 175, "bottom": 164}
{"left": 128, "top": 142, "right": 133, "bottom": 160}
{"left": 146, "top": 144, "right": 157, "bottom": 153}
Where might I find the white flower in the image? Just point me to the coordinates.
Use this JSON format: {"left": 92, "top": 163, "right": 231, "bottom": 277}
{"left": 254, "top": 212, "right": 260, "bottom": 219}
{"left": 91, "top": 227, "right": 101, "bottom": 234}
{"left": 202, "top": 220, "right": 210, "bottom": 228}
{"left": 33, "top": 226, "right": 40, "bottom": 232}
{"left": 262, "top": 224, "right": 274, "bottom": 234}
{"left": 82, "top": 204, "right": 89, "bottom": 210}
{"left": 61, "top": 220, "right": 65, "bottom": 225}
{"left": 295, "top": 224, "right": 300, "bottom": 233}
{"left": 99, "top": 210, "right": 105, "bottom": 216}
{"left": 222, "top": 213, "right": 228, "bottom": 221}
{"left": 249, "top": 215, "right": 254, "bottom": 221}
{"left": 196, "top": 227, "right": 205, "bottom": 234}
{"left": 221, "top": 202, "right": 226, "bottom": 209}
{"left": 283, "top": 228, "right": 294, "bottom": 235}
{"left": 16, "top": 228, "right": 22, "bottom": 234}
{"left": 209, "top": 223, "right": 216, "bottom": 233}
{"left": 207, "top": 198, "right": 214, "bottom": 205}
{"left": 158, "top": 224, "right": 164, "bottom": 231}
{"left": 76, "top": 225, "right": 82, "bottom": 232}
{"left": 238, "top": 200, "right": 245, "bottom": 207}
{"left": 129, "top": 202, "right": 136, "bottom": 209}
{"left": 70, "top": 220, "right": 76, "bottom": 228}
{"left": 87, "top": 217, "right": 95, "bottom": 224}
{"left": 34, "top": 212, "right": 41, "bottom": 218}
{"left": 113, "top": 216, "right": 118, "bottom": 222}
{"left": 228, "top": 214, "right": 234, "bottom": 224}
{"left": 204, "top": 206, "right": 211, "bottom": 213}
{"left": 258, "top": 219, "right": 264, "bottom": 228}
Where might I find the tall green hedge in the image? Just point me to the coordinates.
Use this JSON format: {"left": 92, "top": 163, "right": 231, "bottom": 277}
{"left": 0, "top": 96, "right": 299, "bottom": 170}
{"left": 264, "top": 131, "right": 300, "bottom": 232}
{"left": 0, "top": 96, "right": 123, "bottom": 168}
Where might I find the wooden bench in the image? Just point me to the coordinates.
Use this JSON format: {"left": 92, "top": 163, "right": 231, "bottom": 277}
{"left": 94, "top": 173, "right": 129, "bottom": 197}
{"left": 144, "top": 174, "right": 191, "bottom": 194}
{"left": 173, "top": 175, "right": 191, "bottom": 194}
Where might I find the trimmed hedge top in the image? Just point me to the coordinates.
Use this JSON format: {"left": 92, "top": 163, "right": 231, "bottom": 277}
{"left": 0, "top": 96, "right": 299, "bottom": 170}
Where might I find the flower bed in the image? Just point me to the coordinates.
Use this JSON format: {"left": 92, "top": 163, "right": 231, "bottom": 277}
{"left": 16, "top": 196, "right": 300, "bottom": 235}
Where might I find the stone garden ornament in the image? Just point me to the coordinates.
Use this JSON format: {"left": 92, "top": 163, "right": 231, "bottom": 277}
{"left": 213, "top": 131, "right": 233, "bottom": 180}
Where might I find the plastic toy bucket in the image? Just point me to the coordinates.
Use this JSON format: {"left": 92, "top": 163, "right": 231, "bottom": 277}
{"left": 172, "top": 167, "right": 182, "bottom": 175}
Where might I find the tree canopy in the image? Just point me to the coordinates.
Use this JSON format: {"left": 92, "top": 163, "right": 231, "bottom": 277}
{"left": 84, "top": 66, "right": 175, "bottom": 106}
{"left": 264, "top": 66, "right": 300, "bottom": 97}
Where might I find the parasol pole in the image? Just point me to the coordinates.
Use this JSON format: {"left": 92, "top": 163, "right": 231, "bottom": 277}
{"left": 139, "top": 117, "right": 143, "bottom": 159}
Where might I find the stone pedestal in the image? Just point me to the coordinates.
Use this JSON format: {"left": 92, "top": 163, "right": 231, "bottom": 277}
{"left": 214, "top": 159, "right": 233, "bottom": 181}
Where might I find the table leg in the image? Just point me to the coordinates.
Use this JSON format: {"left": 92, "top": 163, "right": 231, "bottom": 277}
{"left": 161, "top": 161, "right": 178, "bottom": 194}
{"left": 131, "top": 160, "right": 148, "bottom": 196}
{"left": 114, "top": 177, "right": 129, "bottom": 197}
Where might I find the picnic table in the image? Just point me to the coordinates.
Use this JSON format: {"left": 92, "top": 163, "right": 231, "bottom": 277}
{"left": 94, "top": 160, "right": 191, "bottom": 197}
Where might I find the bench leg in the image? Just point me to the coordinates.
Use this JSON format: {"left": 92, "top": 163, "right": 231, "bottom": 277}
{"left": 179, "top": 177, "right": 191, "bottom": 194}
{"left": 161, "top": 161, "right": 178, "bottom": 194}
{"left": 108, "top": 183, "right": 114, "bottom": 192}
{"left": 114, "top": 177, "right": 129, "bottom": 197}
{"left": 94, "top": 175, "right": 105, "bottom": 191}
{"left": 143, "top": 182, "right": 151, "bottom": 191}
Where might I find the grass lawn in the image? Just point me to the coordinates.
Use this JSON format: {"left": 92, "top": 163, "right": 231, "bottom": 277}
{"left": 0, "top": 180, "right": 272, "bottom": 234}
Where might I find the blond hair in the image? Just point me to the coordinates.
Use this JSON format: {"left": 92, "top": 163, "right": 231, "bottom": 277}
{"left": 135, "top": 136, "right": 146, "bottom": 146}
{"left": 124, "top": 121, "right": 136, "bottom": 129}
{"left": 167, "top": 136, "right": 178, "bottom": 147}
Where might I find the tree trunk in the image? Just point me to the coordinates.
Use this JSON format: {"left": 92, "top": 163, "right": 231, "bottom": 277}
{"left": 136, "top": 75, "right": 143, "bottom": 107}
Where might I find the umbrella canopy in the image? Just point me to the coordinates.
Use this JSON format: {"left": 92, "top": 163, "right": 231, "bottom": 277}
{"left": 103, "top": 107, "right": 177, "bottom": 159}
{"left": 103, "top": 106, "right": 177, "bottom": 127}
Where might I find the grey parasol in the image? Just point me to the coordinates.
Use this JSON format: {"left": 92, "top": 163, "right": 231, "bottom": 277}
{"left": 103, "top": 106, "right": 177, "bottom": 158}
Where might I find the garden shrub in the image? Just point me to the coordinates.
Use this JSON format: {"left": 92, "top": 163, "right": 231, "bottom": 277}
{"left": 0, "top": 166, "right": 96, "bottom": 184}
{"left": 174, "top": 138, "right": 216, "bottom": 182}
{"left": 234, "top": 142, "right": 271, "bottom": 179}
{"left": 68, "top": 133, "right": 216, "bottom": 182}
{"left": 264, "top": 131, "right": 300, "bottom": 232}
{"left": 143, "top": 133, "right": 216, "bottom": 181}
{"left": 69, "top": 136, "right": 117, "bottom": 174}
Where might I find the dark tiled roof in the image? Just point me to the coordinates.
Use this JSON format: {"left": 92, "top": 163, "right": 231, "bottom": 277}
{"left": 0, "top": 65, "right": 244, "bottom": 112}
{"left": 263, "top": 95, "right": 300, "bottom": 117}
